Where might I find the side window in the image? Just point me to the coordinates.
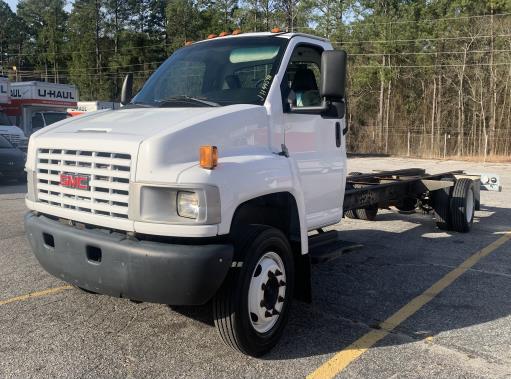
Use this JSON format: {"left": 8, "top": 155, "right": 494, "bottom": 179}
{"left": 155, "top": 61, "right": 206, "bottom": 99}
{"left": 282, "top": 45, "right": 322, "bottom": 108}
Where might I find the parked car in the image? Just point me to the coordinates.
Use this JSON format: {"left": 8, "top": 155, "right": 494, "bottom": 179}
{"left": 0, "top": 134, "right": 26, "bottom": 183}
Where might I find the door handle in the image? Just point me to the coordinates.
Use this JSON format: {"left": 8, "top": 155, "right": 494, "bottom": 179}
{"left": 335, "top": 122, "right": 341, "bottom": 148}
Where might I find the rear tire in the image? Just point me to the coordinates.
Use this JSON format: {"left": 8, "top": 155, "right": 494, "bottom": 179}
{"left": 345, "top": 172, "right": 364, "bottom": 219}
{"left": 212, "top": 226, "right": 295, "bottom": 356}
{"left": 450, "top": 179, "right": 475, "bottom": 233}
{"left": 355, "top": 206, "right": 378, "bottom": 221}
{"left": 395, "top": 197, "right": 417, "bottom": 214}
{"left": 432, "top": 178, "right": 453, "bottom": 230}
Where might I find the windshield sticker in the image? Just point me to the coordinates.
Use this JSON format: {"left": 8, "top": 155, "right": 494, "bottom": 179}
{"left": 258, "top": 74, "right": 273, "bottom": 101}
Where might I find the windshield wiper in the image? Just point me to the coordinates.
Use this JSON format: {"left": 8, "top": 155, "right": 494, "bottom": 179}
{"left": 127, "top": 101, "right": 155, "bottom": 108}
{"left": 156, "top": 96, "right": 220, "bottom": 107}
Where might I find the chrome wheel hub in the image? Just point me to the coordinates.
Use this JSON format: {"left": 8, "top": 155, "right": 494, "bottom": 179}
{"left": 248, "top": 252, "right": 286, "bottom": 334}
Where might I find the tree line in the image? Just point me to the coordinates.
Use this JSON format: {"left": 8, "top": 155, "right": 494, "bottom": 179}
{"left": 0, "top": 0, "right": 510, "bottom": 159}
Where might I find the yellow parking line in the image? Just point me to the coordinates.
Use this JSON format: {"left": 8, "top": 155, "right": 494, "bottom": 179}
{"left": 307, "top": 231, "right": 511, "bottom": 379}
{"left": 0, "top": 285, "right": 72, "bottom": 306}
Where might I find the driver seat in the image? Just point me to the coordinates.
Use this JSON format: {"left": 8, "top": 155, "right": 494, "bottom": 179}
{"left": 291, "top": 68, "right": 321, "bottom": 106}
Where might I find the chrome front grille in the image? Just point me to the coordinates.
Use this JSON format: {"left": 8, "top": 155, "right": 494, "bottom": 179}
{"left": 36, "top": 148, "right": 131, "bottom": 219}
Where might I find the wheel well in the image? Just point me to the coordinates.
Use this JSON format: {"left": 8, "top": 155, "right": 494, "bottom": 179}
{"left": 230, "top": 192, "right": 311, "bottom": 302}
{"left": 230, "top": 192, "right": 300, "bottom": 242}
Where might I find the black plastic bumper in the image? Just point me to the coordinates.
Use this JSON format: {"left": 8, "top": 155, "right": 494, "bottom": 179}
{"left": 25, "top": 212, "right": 233, "bottom": 305}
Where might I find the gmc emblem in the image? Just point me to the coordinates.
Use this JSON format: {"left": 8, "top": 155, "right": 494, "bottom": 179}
{"left": 60, "top": 173, "right": 90, "bottom": 190}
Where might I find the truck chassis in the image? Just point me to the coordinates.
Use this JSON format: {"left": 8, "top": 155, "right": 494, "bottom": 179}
{"left": 308, "top": 169, "right": 482, "bottom": 265}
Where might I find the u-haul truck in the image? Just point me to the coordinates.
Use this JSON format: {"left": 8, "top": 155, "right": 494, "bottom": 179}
{"left": 6, "top": 81, "right": 78, "bottom": 136}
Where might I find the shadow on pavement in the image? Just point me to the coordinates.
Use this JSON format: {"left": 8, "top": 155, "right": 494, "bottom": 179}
{"left": 166, "top": 204, "right": 511, "bottom": 360}
{"left": 0, "top": 178, "right": 27, "bottom": 196}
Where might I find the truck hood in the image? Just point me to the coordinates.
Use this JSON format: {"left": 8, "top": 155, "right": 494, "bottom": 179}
{"left": 38, "top": 107, "right": 219, "bottom": 137}
{"left": 27, "top": 104, "right": 270, "bottom": 182}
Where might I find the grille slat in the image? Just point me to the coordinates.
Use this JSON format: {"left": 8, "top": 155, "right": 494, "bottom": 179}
{"left": 36, "top": 148, "right": 131, "bottom": 220}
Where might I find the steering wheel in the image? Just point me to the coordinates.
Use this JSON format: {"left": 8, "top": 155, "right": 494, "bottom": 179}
{"left": 255, "top": 79, "right": 266, "bottom": 89}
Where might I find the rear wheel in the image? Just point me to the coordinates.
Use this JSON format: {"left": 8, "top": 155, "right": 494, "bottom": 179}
{"left": 212, "top": 226, "right": 294, "bottom": 356}
{"left": 395, "top": 197, "right": 417, "bottom": 214}
{"left": 345, "top": 172, "right": 364, "bottom": 219}
{"left": 432, "top": 178, "right": 453, "bottom": 230}
{"left": 355, "top": 206, "right": 378, "bottom": 221}
{"left": 450, "top": 179, "right": 475, "bottom": 233}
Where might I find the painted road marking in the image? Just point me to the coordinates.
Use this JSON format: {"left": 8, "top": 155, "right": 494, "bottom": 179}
{"left": 307, "top": 231, "right": 511, "bottom": 379}
{"left": 0, "top": 285, "right": 72, "bottom": 306}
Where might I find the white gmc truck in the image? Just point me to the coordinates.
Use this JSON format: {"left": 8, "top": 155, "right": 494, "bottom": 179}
{"left": 25, "top": 32, "right": 482, "bottom": 356}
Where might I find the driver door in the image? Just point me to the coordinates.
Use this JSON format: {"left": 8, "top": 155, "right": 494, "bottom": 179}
{"left": 280, "top": 43, "right": 346, "bottom": 230}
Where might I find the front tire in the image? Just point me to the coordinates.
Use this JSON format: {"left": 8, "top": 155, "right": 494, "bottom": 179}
{"left": 213, "top": 226, "right": 295, "bottom": 356}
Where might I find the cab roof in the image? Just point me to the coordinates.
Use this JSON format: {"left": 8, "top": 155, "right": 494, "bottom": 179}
{"left": 193, "top": 32, "right": 329, "bottom": 45}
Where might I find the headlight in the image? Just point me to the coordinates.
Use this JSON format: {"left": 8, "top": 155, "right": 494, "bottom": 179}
{"left": 177, "top": 191, "right": 200, "bottom": 219}
{"left": 131, "top": 184, "right": 220, "bottom": 225}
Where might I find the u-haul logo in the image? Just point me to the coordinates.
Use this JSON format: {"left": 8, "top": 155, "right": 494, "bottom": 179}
{"left": 60, "top": 173, "right": 90, "bottom": 190}
{"left": 38, "top": 89, "right": 75, "bottom": 100}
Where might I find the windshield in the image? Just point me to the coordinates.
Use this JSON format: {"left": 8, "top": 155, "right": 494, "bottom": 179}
{"left": 43, "top": 112, "right": 68, "bottom": 125}
{"left": 0, "top": 135, "right": 13, "bottom": 148}
{"left": 0, "top": 111, "right": 12, "bottom": 125}
{"left": 132, "top": 37, "right": 288, "bottom": 107}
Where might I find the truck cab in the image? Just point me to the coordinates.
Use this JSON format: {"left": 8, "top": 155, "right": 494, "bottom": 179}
{"left": 24, "top": 32, "right": 348, "bottom": 356}
{"left": 30, "top": 111, "right": 69, "bottom": 133}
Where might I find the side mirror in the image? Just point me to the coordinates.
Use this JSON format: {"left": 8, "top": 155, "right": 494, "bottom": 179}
{"left": 120, "top": 73, "right": 133, "bottom": 105}
{"left": 320, "top": 50, "right": 347, "bottom": 100}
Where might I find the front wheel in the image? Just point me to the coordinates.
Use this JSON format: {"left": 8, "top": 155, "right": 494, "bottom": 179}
{"left": 212, "top": 226, "right": 295, "bottom": 356}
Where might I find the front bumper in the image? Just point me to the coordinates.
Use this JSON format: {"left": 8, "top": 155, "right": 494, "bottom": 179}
{"left": 25, "top": 212, "right": 233, "bottom": 305}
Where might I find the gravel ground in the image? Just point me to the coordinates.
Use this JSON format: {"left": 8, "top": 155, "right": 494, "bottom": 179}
{"left": 0, "top": 157, "right": 510, "bottom": 378}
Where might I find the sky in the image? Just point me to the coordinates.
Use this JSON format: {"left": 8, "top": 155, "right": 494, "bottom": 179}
{"left": 6, "top": 0, "right": 18, "bottom": 11}
{"left": 5, "top": 0, "right": 73, "bottom": 12}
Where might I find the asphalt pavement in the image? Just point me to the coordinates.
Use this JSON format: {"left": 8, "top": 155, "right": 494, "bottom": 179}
{"left": 0, "top": 157, "right": 510, "bottom": 378}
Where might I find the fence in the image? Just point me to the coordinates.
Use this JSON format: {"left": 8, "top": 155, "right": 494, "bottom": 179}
{"left": 347, "top": 126, "right": 511, "bottom": 161}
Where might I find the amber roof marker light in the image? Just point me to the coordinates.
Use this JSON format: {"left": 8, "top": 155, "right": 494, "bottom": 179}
{"left": 219, "top": 31, "right": 230, "bottom": 37}
{"left": 207, "top": 34, "right": 218, "bottom": 39}
{"left": 232, "top": 29, "right": 242, "bottom": 35}
{"left": 200, "top": 145, "right": 218, "bottom": 170}
{"left": 271, "top": 27, "right": 282, "bottom": 33}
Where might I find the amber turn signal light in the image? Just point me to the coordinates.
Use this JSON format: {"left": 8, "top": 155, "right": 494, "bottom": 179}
{"left": 200, "top": 145, "right": 218, "bottom": 169}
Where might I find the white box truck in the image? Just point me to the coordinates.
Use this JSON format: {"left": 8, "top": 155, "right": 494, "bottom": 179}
{"left": 24, "top": 32, "right": 481, "bottom": 356}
